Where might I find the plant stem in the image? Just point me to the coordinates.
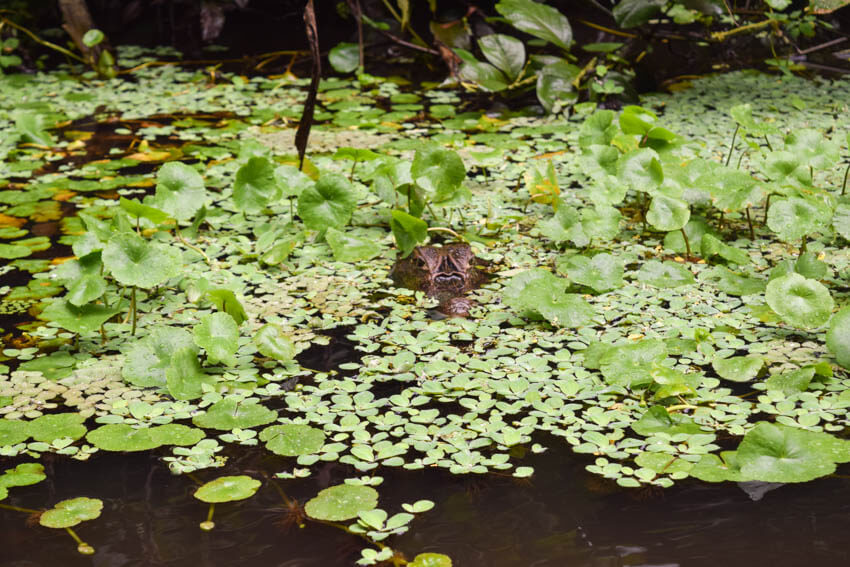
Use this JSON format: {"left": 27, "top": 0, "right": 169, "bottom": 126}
{"left": 175, "top": 229, "right": 210, "bottom": 264}
{"left": 711, "top": 18, "right": 772, "bottom": 42}
{"left": 842, "top": 162, "right": 849, "bottom": 196}
{"left": 426, "top": 226, "right": 463, "bottom": 240}
{"left": 725, "top": 124, "right": 739, "bottom": 167}
{"left": 680, "top": 227, "right": 692, "bottom": 260}
{"left": 130, "top": 287, "right": 137, "bottom": 336}
{"left": 745, "top": 207, "right": 755, "bottom": 240}
{"left": 207, "top": 503, "right": 215, "bottom": 523}
{"left": 0, "top": 502, "right": 40, "bottom": 514}
{"left": 763, "top": 193, "right": 773, "bottom": 223}
{"left": 763, "top": 135, "right": 773, "bottom": 151}
{"left": 800, "top": 237, "right": 807, "bottom": 254}
{"left": 0, "top": 17, "right": 86, "bottom": 63}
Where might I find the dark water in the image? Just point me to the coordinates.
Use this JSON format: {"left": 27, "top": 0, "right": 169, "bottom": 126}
{"left": 2, "top": 443, "right": 849, "bottom": 567}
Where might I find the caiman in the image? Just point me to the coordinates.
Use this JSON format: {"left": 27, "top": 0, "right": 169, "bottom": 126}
{"left": 390, "top": 243, "right": 487, "bottom": 317}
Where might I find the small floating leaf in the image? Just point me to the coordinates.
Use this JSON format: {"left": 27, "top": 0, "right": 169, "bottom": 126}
{"left": 712, "top": 356, "right": 764, "bottom": 382}
{"left": 0, "top": 463, "right": 46, "bottom": 489}
{"left": 40, "top": 497, "right": 103, "bottom": 529}
{"left": 192, "top": 397, "right": 277, "bottom": 430}
{"left": 194, "top": 475, "right": 261, "bottom": 503}
{"left": 305, "top": 484, "right": 378, "bottom": 522}
{"left": 260, "top": 424, "right": 325, "bottom": 456}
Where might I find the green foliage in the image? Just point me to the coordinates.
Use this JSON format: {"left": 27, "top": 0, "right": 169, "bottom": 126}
{"left": 152, "top": 162, "right": 206, "bottom": 221}
{"left": 765, "top": 273, "right": 834, "bottom": 329}
{"left": 194, "top": 475, "right": 261, "bottom": 503}
{"left": 39, "top": 497, "right": 103, "bottom": 529}
{"left": 305, "top": 484, "right": 379, "bottom": 522}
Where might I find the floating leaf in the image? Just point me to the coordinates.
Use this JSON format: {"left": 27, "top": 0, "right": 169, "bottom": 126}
{"left": 826, "top": 306, "right": 850, "bottom": 369}
{"left": 0, "top": 420, "right": 30, "bottom": 446}
{"left": 765, "top": 273, "right": 833, "bottom": 329}
{"left": 557, "top": 253, "right": 623, "bottom": 293}
{"left": 632, "top": 406, "right": 704, "bottom": 435}
{"left": 635, "top": 260, "right": 695, "bottom": 288}
{"left": 152, "top": 162, "right": 206, "bottom": 221}
{"left": 503, "top": 269, "right": 596, "bottom": 327}
{"left": 193, "top": 312, "right": 239, "bottom": 366}
{"left": 40, "top": 497, "right": 103, "bottom": 529}
{"left": 305, "top": 484, "right": 379, "bottom": 522}
{"left": 27, "top": 413, "right": 86, "bottom": 443}
{"left": 253, "top": 324, "right": 296, "bottom": 361}
{"left": 712, "top": 355, "right": 764, "bottom": 382}
{"left": 166, "top": 347, "right": 214, "bottom": 401}
{"left": 325, "top": 227, "right": 382, "bottom": 262}
{"left": 646, "top": 194, "right": 690, "bottom": 232}
{"left": 599, "top": 338, "right": 666, "bottom": 388}
{"left": 103, "top": 232, "right": 182, "bottom": 289}
{"left": 764, "top": 367, "right": 816, "bottom": 394}
{"left": 409, "top": 553, "right": 453, "bottom": 567}
{"left": 122, "top": 327, "right": 197, "bottom": 388}
{"left": 766, "top": 196, "right": 829, "bottom": 243}
{"left": 260, "top": 424, "right": 326, "bottom": 456}
{"left": 698, "top": 266, "right": 764, "bottom": 296}
{"left": 194, "top": 475, "right": 261, "bottom": 503}
{"left": 40, "top": 299, "right": 122, "bottom": 335}
{"left": 411, "top": 146, "right": 466, "bottom": 204}
{"left": 233, "top": 156, "right": 279, "bottom": 214}
{"left": 297, "top": 173, "right": 357, "bottom": 231}
{"left": 0, "top": 463, "right": 46, "bottom": 490}
{"left": 192, "top": 397, "right": 277, "bottom": 430}
{"left": 86, "top": 423, "right": 203, "bottom": 451}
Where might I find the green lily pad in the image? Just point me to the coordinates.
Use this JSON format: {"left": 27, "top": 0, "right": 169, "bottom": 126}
{"left": 632, "top": 406, "right": 704, "bottom": 435}
{"left": 233, "top": 156, "right": 279, "bottom": 214}
{"left": 122, "top": 327, "right": 197, "bottom": 388}
{"left": 826, "top": 307, "right": 850, "bottom": 369}
{"left": 152, "top": 161, "right": 206, "bottom": 221}
{"left": 297, "top": 173, "right": 357, "bottom": 231}
{"left": 194, "top": 475, "right": 261, "bottom": 503}
{"left": 325, "top": 227, "right": 382, "bottom": 262}
{"left": 260, "top": 424, "right": 326, "bottom": 456}
{"left": 503, "top": 269, "right": 596, "bottom": 327}
{"left": 192, "top": 397, "right": 277, "bottom": 430}
{"left": 765, "top": 273, "right": 834, "bottom": 329}
{"left": 409, "top": 553, "right": 453, "bottom": 567}
{"left": 635, "top": 260, "right": 695, "bottom": 288}
{"left": 0, "top": 463, "right": 46, "bottom": 489}
{"left": 40, "top": 497, "right": 103, "bottom": 529}
{"left": 86, "top": 423, "right": 203, "bottom": 451}
{"left": 193, "top": 312, "right": 239, "bottom": 366}
{"left": 166, "top": 347, "right": 214, "bottom": 401}
{"left": 698, "top": 266, "right": 765, "bottom": 296}
{"left": 18, "top": 351, "right": 77, "bottom": 380}
{"left": 253, "top": 324, "right": 296, "bottom": 361}
{"left": 305, "top": 484, "right": 379, "bottom": 522}
{"left": 103, "top": 232, "right": 182, "bottom": 289}
{"left": 646, "top": 194, "right": 690, "bottom": 232}
{"left": 410, "top": 145, "right": 466, "bottom": 203}
{"left": 28, "top": 413, "right": 87, "bottom": 443}
{"left": 764, "top": 367, "right": 816, "bottom": 394}
{"left": 0, "top": 420, "right": 30, "bottom": 446}
{"left": 40, "top": 299, "right": 123, "bottom": 335}
{"left": 557, "top": 252, "right": 624, "bottom": 293}
{"left": 712, "top": 355, "right": 764, "bottom": 382}
{"left": 599, "top": 339, "right": 667, "bottom": 388}
{"left": 766, "top": 197, "right": 829, "bottom": 243}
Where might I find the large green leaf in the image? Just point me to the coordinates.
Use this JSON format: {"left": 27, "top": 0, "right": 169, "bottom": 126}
{"left": 297, "top": 173, "right": 357, "bottom": 231}
{"left": 27, "top": 413, "right": 86, "bottom": 443}
{"left": 599, "top": 338, "right": 667, "bottom": 388}
{"left": 478, "top": 34, "right": 525, "bottom": 82}
{"left": 765, "top": 273, "right": 834, "bottom": 329}
{"left": 503, "top": 269, "right": 596, "bottom": 327}
{"left": 253, "top": 324, "right": 296, "bottom": 361}
{"left": 736, "top": 422, "right": 850, "bottom": 483}
{"left": 767, "top": 197, "right": 830, "bottom": 242}
{"left": 712, "top": 355, "right": 764, "bottom": 382}
{"left": 411, "top": 146, "right": 466, "bottom": 203}
{"left": 166, "top": 347, "right": 215, "bottom": 400}
{"left": 233, "top": 156, "right": 279, "bottom": 214}
{"left": 618, "top": 148, "right": 663, "bottom": 190}
{"left": 613, "top": 0, "right": 667, "bottom": 27}
{"left": 635, "top": 260, "right": 695, "bottom": 288}
{"left": 826, "top": 306, "right": 850, "bottom": 369}
{"left": 40, "top": 299, "right": 122, "bottom": 335}
{"left": 193, "top": 312, "right": 239, "bottom": 366}
{"left": 192, "top": 397, "right": 277, "bottom": 430}
{"left": 86, "top": 423, "right": 203, "bottom": 451}
{"left": 305, "top": 484, "right": 379, "bottom": 522}
{"left": 557, "top": 253, "right": 623, "bottom": 293}
{"left": 152, "top": 161, "right": 206, "bottom": 221}
{"left": 0, "top": 463, "right": 46, "bottom": 489}
{"left": 325, "top": 227, "right": 382, "bottom": 262}
{"left": 390, "top": 209, "right": 428, "bottom": 257}
{"left": 784, "top": 128, "right": 840, "bottom": 171}
{"left": 646, "top": 194, "right": 690, "bottom": 231}
{"left": 329, "top": 42, "right": 360, "bottom": 73}
{"left": 122, "top": 327, "right": 197, "bottom": 388}
{"left": 103, "top": 232, "right": 182, "bottom": 289}
{"left": 495, "top": 0, "right": 573, "bottom": 49}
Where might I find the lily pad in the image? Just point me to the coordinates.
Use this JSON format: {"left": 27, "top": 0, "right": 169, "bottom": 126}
{"left": 0, "top": 463, "right": 46, "bottom": 489}
{"left": 826, "top": 307, "right": 850, "bottom": 369}
{"left": 325, "top": 227, "right": 382, "bottom": 262}
{"left": 152, "top": 161, "right": 206, "bottom": 221}
{"left": 712, "top": 355, "right": 764, "bottom": 382}
{"left": 503, "top": 269, "right": 596, "bottom": 327}
{"left": 40, "top": 299, "right": 122, "bottom": 335}
{"left": 86, "top": 423, "right": 203, "bottom": 451}
{"left": 166, "top": 347, "right": 215, "bottom": 401}
{"left": 305, "top": 484, "right": 379, "bottom": 522}
{"left": 27, "top": 413, "right": 87, "bottom": 443}
{"left": 0, "top": 420, "right": 30, "bottom": 446}
{"left": 297, "top": 173, "right": 357, "bottom": 231}
{"left": 193, "top": 312, "right": 239, "bottom": 366}
{"left": 233, "top": 156, "right": 279, "bottom": 214}
{"left": 557, "top": 252, "right": 624, "bottom": 293}
{"left": 40, "top": 497, "right": 103, "bottom": 529}
{"left": 260, "top": 424, "right": 326, "bottom": 456}
{"left": 253, "top": 324, "right": 296, "bottom": 361}
{"left": 635, "top": 260, "right": 695, "bottom": 288}
{"left": 103, "top": 232, "right": 182, "bottom": 289}
{"left": 122, "top": 327, "right": 197, "bottom": 388}
{"left": 194, "top": 475, "right": 261, "bottom": 503}
{"left": 632, "top": 406, "right": 704, "bottom": 435}
{"left": 765, "top": 273, "right": 834, "bottom": 329}
{"left": 192, "top": 397, "right": 277, "bottom": 430}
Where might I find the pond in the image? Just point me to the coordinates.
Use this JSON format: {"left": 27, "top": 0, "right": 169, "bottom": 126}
{"left": 1, "top": 45, "right": 849, "bottom": 566}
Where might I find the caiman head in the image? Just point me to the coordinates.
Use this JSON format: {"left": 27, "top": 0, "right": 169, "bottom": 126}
{"left": 390, "top": 243, "right": 485, "bottom": 305}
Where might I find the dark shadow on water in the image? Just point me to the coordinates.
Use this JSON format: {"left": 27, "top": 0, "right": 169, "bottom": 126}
{"left": 3, "top": 439, "right": 850, "bottom": 566}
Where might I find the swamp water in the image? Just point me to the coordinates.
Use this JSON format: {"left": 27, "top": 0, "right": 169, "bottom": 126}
{"left": 2, "top": 47, "right": 850, "bottom": 565}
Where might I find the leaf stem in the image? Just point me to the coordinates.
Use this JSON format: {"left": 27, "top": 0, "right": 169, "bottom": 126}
{"left": 426, "top": 226, "right": 463, "bottom": 240}
{"left": 745, "top": 207, "right": 755, "bottom": 240}
{"left": 725, "top": 124, "right": 739, "bottom": 167}
{"left": 680, "top": 227, "right": 692, "bottom": 260}
{"left": 0, "top": 502, "right": 40, "bottom": 514}
{"left": 130, "top": 287, "right": 137, "bottom": 336}
{"left": 841, "top": 162, "right": 849, "bottom": 196}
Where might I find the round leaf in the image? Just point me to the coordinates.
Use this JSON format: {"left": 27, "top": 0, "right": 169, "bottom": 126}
{"left": 233, "top": 156, "right": 279, "bottom": 214}
{"left": 194, "top": 475, "right": 261, "bottom": 503}
{"left": 28, "top": 413, "right": 87, "bottom": 443}
{"left": 260, "top": 424, "right": 326, "bottom": 456}
{"left": 253, "top": 324, "right": 296, "bottom": 361}
{"left": 192, "top": 397, "right": 277, "bottom": 430}
{"left": 646, "top": 194, "right": 690, "bottom": 231}
{"left": 103, "top": 232, "right": 182, "bottom": 289}
{"left": 40, "top": 497, "right": 103, "bottom": 529}
{"left": 329, "top": 42, "right": 360, "bottom": 73}
{"left": 635, "top": 260, "right": 695, "bottom": 288}
{"left": 122, "top": 327, "right": 197, "bottom": 388}
{"left": 193, "top": 312, "right": 239, "bottom": 366}
{"left": 765, "top": 273, "right": 834, "bottom": 329}
{"left": 826, "top": 306, "right": 850, "bottom": 369}
{"left": 712, "top": 355, "right": 764, "bottom": 382}
{"left": 305, "top": 484, "right": 378, "bottom": 522}
{"left": 297, "top": 173, "right": 357, "bottom": 231}
{"left": 153, "top": 162, "right": 206, "bottom": 221}
{"left": 325, "top": 227, "right": 382, "bottom": 262}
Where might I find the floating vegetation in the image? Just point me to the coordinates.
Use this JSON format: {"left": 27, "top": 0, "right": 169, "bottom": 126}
{"left": 1, "top": 46, "right": 849, "bottom": 562}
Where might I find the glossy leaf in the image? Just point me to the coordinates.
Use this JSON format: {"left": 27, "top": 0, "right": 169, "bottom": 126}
{"left": 765, "top": 273, "right": 833, "bottom": 329}
{"left": 297, "top": 173, "right": 357, "bottom": 231}
{"left": 194, "top": 475, "right": 261, "bottom": 503}
{"left": 152, "top": 162, "right": 206, "bottom": 221}
{"left": 305, "top": 484, "right": 379, "bottom": 522}
{"left": 193, "top": 312, "right": 239, "bottom": 366}
{"left": 495, "top": 0, "right": 572, "bottom": 49}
